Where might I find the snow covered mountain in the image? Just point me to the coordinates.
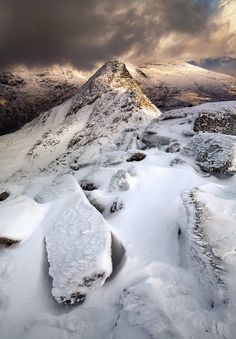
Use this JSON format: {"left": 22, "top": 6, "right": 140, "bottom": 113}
{"left": 0, "top": 59, "right": 236, "bottom": 339}
{"left": 128, "top": 61, "right": 236, "bottom": 110}
{"left": 0, "top": 65, "right": 86, "bottom": 135}
{"left": 1, "top": 61, "right": 236, "bottom": 136}
{"left": 0, "top": 60, "right": 159, "bottom": 182}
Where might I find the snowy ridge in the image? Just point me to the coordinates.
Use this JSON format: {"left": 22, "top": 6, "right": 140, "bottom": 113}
{"left": 127, "top": 61, "right": 236, "bottom": 109}
{"left": 0, "top": 61, "right": 160, "bottom": 181}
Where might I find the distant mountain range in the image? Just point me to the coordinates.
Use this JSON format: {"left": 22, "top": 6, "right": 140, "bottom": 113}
{"left": 189, "top": 57, "right": 236, "bottom": 77}
{"left": 0, "top": 60, "right": 236, "bottom": 135}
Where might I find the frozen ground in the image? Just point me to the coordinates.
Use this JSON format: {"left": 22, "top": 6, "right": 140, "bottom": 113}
{"left": 0, "top": 96, "right": 236, "bottom": 338}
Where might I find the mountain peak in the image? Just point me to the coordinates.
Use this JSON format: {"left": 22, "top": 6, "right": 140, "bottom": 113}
{"left": 67, "top": 60, "right": 158, "bottom": 116}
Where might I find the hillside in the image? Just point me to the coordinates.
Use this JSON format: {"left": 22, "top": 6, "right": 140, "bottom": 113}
{"left": 1, "top": 61, "right": 236, "bottom": 135}
{"left": 128, "top": 61, "right": 236, "bottom": 109}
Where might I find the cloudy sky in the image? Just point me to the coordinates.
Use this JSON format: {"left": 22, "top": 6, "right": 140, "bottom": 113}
{"left": 0, "top": 0, "right": 235, "bottom": 71}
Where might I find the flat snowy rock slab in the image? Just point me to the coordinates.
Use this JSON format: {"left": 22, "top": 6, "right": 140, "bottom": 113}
{"left": 0, "top": 195, "right": 47, "bottom": 245}
{"left": 45, "top": 187, "right": 112, "bottom": 304}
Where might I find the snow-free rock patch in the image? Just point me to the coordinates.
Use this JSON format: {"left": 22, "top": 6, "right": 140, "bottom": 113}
{"left": 193, "top": 108, "right": 236, "bottom": 135}
{"left": 126, "top": 152, "right": 146, "bottom": 162}
{"left": 0, "top": 191, "right": 9, "bottom": 202}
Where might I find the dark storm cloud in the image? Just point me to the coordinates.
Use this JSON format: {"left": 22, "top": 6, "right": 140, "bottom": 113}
{"left": 0, "top": 0, "right": 220, "bottom": 69}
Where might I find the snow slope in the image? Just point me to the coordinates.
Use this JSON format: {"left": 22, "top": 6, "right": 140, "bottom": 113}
{"left": 127, "top": 61, "right": 236, "bottom": 109}
{"left": 0, "top": 65, "right": 236, "bottom": 338}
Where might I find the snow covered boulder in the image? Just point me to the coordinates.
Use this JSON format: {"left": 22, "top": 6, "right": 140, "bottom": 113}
{"left": 35, "top": 174, "right": 80, "bottom": 203}
{"left": 142, "top": 132, "right": 181, "bottom": 152}
{"left": 193, "top": 108, "right": 236, "bottom": 135}
{"left": 109, "top": 170, "right": 130, "bottom": 192}
{"left": 0, "top": 195, "right": 46, "bottom": 245}
{"left": 183, "top": 133, "right": 236, "bottom": 174}
{"left": 45, "top": 188, "right": 113, "bottom": 304}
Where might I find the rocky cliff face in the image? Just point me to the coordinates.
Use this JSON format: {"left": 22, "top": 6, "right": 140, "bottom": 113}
{"left": 0, "top": 65, "right": 86, "bottom": 135}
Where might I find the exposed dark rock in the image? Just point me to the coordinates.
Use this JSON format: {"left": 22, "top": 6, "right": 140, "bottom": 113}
{"left": 193, "top": 109, "right": 236, "bottom": 135}
{"left": 126, "top": 152, "right": 146, "bottom": 162}
{"left": 110, "top": 199, "right": 124, "bottom": 214}
{"left": 80, "top": 180, "right": 97, "bottom": 191}
{"left": 0, "top": 191, "right": 10, "bottom": 201}
{"left": 0, "top": 237, "right": 20, "bottom": 247}
{"left": 178, "top": 227, "right": 182, "bottom": 238}
{"left": 60, "top": 292, "right": 86, "bottom": 305}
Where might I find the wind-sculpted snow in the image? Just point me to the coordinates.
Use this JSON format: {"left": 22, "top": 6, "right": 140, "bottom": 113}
{"left": 0, "top": 195, "right": 47, "bottom": 243}
{"left": 45, "top": 187, "right": 112, "bottom": 304}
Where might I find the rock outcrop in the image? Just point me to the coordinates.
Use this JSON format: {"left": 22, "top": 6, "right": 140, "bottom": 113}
{"left": 183, "top": 133, "right": 236, "bottom": 174}
{"left": 193, "top": 108, "right": 236, "bottom": 135}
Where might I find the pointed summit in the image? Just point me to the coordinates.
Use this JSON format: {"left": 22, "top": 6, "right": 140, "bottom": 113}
{"left": 67, "top": 60, "right": 158, "bottom": 116}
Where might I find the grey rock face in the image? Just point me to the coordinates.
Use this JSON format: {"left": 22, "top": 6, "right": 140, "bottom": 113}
{"left": 126, "top": 152, "right": 146, "bottom": 162}
{"left": 183, "top": 133, "right": 236, "bottom": 174}
{"left": 193, "top": 108, "right": 236, "bottom": 135}
{"left": 142, "top": 132, "right": 181, "bottom": 153}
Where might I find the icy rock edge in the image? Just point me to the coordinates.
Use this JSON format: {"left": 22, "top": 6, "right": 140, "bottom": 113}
{"left": 181, "top": 189, "right": 227, "bottom": 308}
